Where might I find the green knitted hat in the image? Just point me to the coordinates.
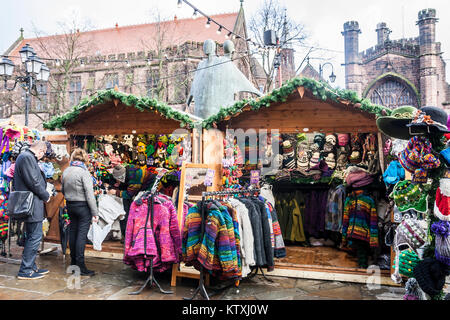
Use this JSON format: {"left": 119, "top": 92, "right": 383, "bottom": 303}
{"left": 391, "top": 180, "right": 428, "bottom": 213}
{"left": 396, "top": 248, "right": 422, "bottom": 278}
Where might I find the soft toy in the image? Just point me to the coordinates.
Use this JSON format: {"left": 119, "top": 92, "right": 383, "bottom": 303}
{"left": 154, "top": 135, "right": 168, "bottom": 168}
{"left": 296, "top": 133, "right": 310, "bottom": 170}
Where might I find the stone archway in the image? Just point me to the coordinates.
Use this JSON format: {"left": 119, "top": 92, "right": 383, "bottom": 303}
{"left": 363, "top": 73, "right": 420, "bottom": 109}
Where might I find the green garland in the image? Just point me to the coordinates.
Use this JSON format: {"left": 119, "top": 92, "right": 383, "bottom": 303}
{"left": 43, "top": 89, "right": 197, "bottom": 130}
{"left": 202, "top": 77, "right": 392, "bottom": 129}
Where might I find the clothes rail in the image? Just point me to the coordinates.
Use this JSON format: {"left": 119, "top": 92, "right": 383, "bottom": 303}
{"left": 129, "top": 171, "right": 173, "bottom": 295}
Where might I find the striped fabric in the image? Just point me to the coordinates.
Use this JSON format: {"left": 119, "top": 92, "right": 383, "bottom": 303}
{"left": 342, "top": 190, "right": 379, "bottom": 248}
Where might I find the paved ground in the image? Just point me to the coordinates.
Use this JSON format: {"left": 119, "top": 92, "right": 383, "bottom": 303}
{"left": 0, "top": 242, "right": 416, "bottom": 301}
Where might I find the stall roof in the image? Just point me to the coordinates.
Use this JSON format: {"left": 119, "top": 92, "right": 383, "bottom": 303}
{"left": 43, "top": 89, "right": 198, "bottom": 132}
{"left": 201, "top": 77, "right": 393, "bottom": 130}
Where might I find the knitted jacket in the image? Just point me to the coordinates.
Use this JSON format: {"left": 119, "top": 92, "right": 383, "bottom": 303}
{"left": 263, "top": 199, "right": 286, "bottom": 258}
{"left": 252, "top": 198, "right": 275, "bottom": 269}
{"left": 116, "top": 165, "right": 146, "bottom": 200}
{"left": 325, "top": 184, "right": 346, "bottom": 232}
{"left": 124, "top": 195, "right": 181, "bottom": 272}
{"left": 228, "top": 198, "right": 255, "bottom": 277}
{"left": 182, "top": 202, "right": 239, "bottom": 275}
{"left": 342, "top": 190, "right": 379, "bottom": 248}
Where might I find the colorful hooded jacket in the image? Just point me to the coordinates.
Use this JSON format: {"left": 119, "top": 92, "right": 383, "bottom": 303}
{"left": 124, "top": 194, "right": 182, "bottom": 272}
{"left": 116, "top": 164, "right": 146, "bottom": 200}
{"left": 342, "top": 190, "right": 379, "bottom": 248}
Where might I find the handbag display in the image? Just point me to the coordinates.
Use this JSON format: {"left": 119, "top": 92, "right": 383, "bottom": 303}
{"left": 7, "top": 191, "right": 34, "bottom": 220}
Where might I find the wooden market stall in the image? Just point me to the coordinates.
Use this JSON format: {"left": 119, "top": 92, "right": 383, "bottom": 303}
{"left": 42, "top": 89, "right": 201, "bottom": 259}
{"left": 200, "top": 77, "right": 399, "bottom": 286}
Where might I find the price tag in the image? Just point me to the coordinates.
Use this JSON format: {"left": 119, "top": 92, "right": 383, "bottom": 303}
{"left": 250, "top": 170, "right": 260, "bottom": 185}
{"left": 204, "top": 169, "right": 215, "bottom": 187}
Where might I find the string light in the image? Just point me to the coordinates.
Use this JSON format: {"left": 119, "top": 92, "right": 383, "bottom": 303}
{"left": 205, "top": 18, "right": 211, "bottom": 28}
{"left": 147, "top": 58, "right": 152, "bottom": 65}
{"left": 192, "top": 9, "right": 198, "bottom": 19}
{"left": 126, "top": 60, "right": 131, "bottom": 67}
{"left": 104, "top": 61, "right": 109, "bottom": 67}
{"left": 177, "top": 0, "right": 182, "bottom": 8}
{"left": 55, "top": 59, "right": 61, "bottom": 67}
{"left": 225, "top": 32, "right": 232, "bottom": 39}
{"left": 216, "top": 26, "right": 222, "bottom": 35}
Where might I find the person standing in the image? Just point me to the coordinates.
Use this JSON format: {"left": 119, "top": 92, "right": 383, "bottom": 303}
{"left": 62, "top": 148, "right": 99, "bottom": 276}
{"left": 14, "top": 141, "right": 51, "bottom": 280}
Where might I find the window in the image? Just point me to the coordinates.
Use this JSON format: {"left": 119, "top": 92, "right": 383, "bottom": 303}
{"left": 105, "top": 73, "right": 119, "bottom": 89}
{"left": 35, "top": 83, "right": 47, "bottom": 111}
{"left": 146, "top": 70, "right": 160, "bottom": 97}
{"left": 368, "top": 78, "right": 418, "bottom": 109}
{"left": 69, "top": 77, "right": 82, "bottom": 106}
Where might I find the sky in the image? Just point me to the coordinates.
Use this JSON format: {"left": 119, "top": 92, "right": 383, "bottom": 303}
{"left": 1, "top": 0, "right": 449, "bottom": 89}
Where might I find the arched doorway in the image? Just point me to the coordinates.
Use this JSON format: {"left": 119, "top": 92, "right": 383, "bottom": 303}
{"left": 364, "top": 75, "right": 419, "bottom": 109}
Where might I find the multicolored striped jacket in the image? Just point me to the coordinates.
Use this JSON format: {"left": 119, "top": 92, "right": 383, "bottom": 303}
{"left": 342, "top": 190, "right": 379, "bottom": 248}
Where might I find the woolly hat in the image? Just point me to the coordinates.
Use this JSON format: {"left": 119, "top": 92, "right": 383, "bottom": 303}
{"left": 440, "top": 147, "right": 450, "bottom": 166}
{"left": 324, "top": 153, "right": 336, "bottom": 169}
{"left": 394, "top": 218, "right": 428, "bottom": 251}
{"left": 325, "top": 134, "right": 337, "bottom": 145}
{"left": 345, "top": 166, "right": 374, "bottom": 187}
{"left": 313, "top": 133, "right": 326, "bottom": 149}
{"left": 337, "top": 134, "right": 350, "bottom": 146}
{"left": 391, "top": 180, "right": 428, "bottom": 213}
{"left": 403, "top": 278, "right": 423, "bottom": 300}
{"left": 348, "top": 150, "right": 362, "bottom": 164}
{"left": 431, "top": 220, "right": 450, "bottom": 267}
{"left": 413, "top": 257, "right": 449, "bottom": 298}
{"left": 112, "top": 164, "right": 126, "bottom": 183}
{"left": 391, "top": 139, "right": 409, "bottom": 158}
{"left": 376, "top": 106, "right": 418, "bottom": 140}
{"left": 397, "top": 248, "right": 422, "bottom": 278}
{"left": 433, "top": 178, "right": 450, "bottom": 221}
{"left": 398, "top": 136, "right": 440, "bottom": 183}
{"left": 382, "top": 160, "right": 405, "bottom": 185}
{"left": 406, "top": 106, "right": 450, "bottom": 135}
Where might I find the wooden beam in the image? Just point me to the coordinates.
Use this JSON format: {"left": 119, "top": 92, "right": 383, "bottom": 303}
{"left": 297, "top": 86, "right": 305, "bottom": 98}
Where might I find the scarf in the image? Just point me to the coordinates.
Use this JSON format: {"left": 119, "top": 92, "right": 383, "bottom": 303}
{"left": 70, "top": 161, "right": 98, "bottom": 186}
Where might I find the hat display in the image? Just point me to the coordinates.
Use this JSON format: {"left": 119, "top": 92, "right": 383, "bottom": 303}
{"left": 282, "top": 140, "right": 295, "bottom": 169}
{"left": 413, "top": 257, "right": 450, "bottom": 298}
{"left": 112, "top": 164, "right": 126, "bottom": 183}
{"left": 431, "top": 220, "right": 450, "bottom": 267}
{"left": 398, "top": 136, "right": 440, "bottom": 183}
{"left": 391, "top": 180, "right": 428, "bottom": 213}
{"left": 406, "top": 106, "right": 450, "bottom": 135}
{"left": 376, "top": 106, "right": 418, "bottom": 140}
{"left": 434, "top": 178, "right": 450, "bottom": 222}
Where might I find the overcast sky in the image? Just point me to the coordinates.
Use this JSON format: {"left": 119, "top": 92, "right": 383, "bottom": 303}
{"left": 1, "top": 0, "right": 449, "bottom": 89}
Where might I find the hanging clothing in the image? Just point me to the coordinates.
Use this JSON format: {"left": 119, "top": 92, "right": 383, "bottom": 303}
{"left": 288, "top": 192, "right": 306, "bottom": 242}
{"left": 304, "top": 189, "right": 329, "bottom": 238}
{"left": 124, "top": 194, "right": 182, "bottom": 273}
{"left": 342, "top": 190, "right": 379, "bottom": 248}
{"left": 325, "top": 185, "right": 346, "bottom": 233}
{"left": 228, "top": 198, "right": 255, "bottom": 277}
{"left": 263, "top": 199, "right": 286, "bottom": 258}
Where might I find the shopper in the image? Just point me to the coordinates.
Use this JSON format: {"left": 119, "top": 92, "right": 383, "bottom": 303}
{"left": 62, "top": 148, "right": 98, "bottom": 276}
{"left": 14, "top": 141, "right": 51, "bottom": 280}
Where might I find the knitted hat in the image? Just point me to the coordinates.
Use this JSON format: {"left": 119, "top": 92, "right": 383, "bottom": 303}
{"left": 313, "top": 133, "right": 326, "bottom": 149}
{"left": 431, "top": 220, "right": 450, "bottom": 267}
{"left": 112, "top": 164, "right": 126, "bottom": 183}
{"left": 398, "top": 136, "right": 440, "bottom": 184}
{"left": 413, "top": 257, "right": 449, "bottom": 298}
{"left": 348, "top": 150, "right": 362, "bottom": 164}
{"left": 391, "top": 180, "right": 428, "bottom": 213}
{"left": 337, "top": 134, "right": 350, "bottom": 146}
{"left": 391, "top": 139, "right": 409, "bottom": 158}
{"left": 309, "top": 152, "right": 320, "bottom": 168}
{"left": 433, "top": 178, "right": 450, "bottom": 221}
{"left": 397, "top": 248, "right": 422, "bottom": 278}
{"left": 382, "top": 160, "right": 405, "bottom": 185}
{"left": 403, "top": 278, "right": 423, "bottom": 300}
{"left": 282, "top": 140, "right": 295, "bottom": 169}
{"left": 440, "top": 147, "right": 450, "bottom": 166}
{"left": 395, "top": 218, "right": 428, "bottom": 250}
{"left": 324, "top": 153, "right": 336, "bottom": 170}
{"left": 406, "top": 106, "right": 450, "bottom": 135}
{"left": 376, "top": 106, "right": 418, "bottom": 140}
{"left": 325, "top": 134, "right": 337, "bottom": 145}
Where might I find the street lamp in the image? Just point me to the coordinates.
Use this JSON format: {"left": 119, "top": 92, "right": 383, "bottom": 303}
{"left": 0, "top": 43, "right": 49, "bottom": 127}
{"left": 319, "top": 62, "right": 336, "bottom": 83}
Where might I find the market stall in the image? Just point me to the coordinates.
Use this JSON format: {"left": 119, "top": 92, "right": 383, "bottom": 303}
{"left": 200, "top": 77, "right": 399, "bottom": 285}
{"left": 43, "top": 89, "right": 198, "bottom": 260}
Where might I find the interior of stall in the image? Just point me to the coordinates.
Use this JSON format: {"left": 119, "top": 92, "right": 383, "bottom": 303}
{"left": 210, "top": 83, "right": 396, "bottom": 281}
{"left": 42, "top": 91, "right": 196, "bottom": 260}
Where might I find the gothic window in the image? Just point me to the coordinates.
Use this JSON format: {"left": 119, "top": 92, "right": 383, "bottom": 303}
{"left": 368, "top": 78, "right": 418, "bottom": 109}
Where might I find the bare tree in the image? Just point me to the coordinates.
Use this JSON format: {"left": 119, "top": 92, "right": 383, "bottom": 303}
{"left": 248, "top": 0, "right": 309, "bottom": 91}
{"left": 32, "top": 10, "right": 96, "bottom": 117}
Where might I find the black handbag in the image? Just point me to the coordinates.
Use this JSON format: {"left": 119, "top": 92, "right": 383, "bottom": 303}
{"left": 7, "top": 191, "right": 34, "bottom": 220}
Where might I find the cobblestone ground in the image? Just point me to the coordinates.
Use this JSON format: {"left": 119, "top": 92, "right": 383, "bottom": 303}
{"left": 0, "top": 242, "right": 440, "bottom": 300}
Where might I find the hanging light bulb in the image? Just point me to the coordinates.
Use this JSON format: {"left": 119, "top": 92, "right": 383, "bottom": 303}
{"left": 55, "top": 59, "right": 61, "bottom": 67}
{"left": 177, "top": 0, "right": 182, "bottom": 8}
{"left": 80, "top": 59, "right": 84, "bottom": 67}
{"left": 205, "top": 18, "right": 211, "bottom": 28}
{"left": 192, "top": 9, "right": 198, "bottom": 19}
{"left": 146, "top": 58, "right": 151, "bottom": 65}
{"left": 216, "top": 26, "right": 222, "bottom": 35}
{"left": 126, "top": 60, "right": 131, "bottom": 67}
{"left": 225, "top": 32, "right": 232, "bottom": 39}
{"left": 104, "top": 61, "right": 109, "bottom": 67}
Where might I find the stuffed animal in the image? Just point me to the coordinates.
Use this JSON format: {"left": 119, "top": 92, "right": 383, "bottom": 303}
{"left": 154, "top": 135, "right": 168, "bottom": 168}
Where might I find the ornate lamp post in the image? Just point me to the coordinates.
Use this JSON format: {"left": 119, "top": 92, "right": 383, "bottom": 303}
{"left": 319, "top": 62, "right": 336, "bottom": 83}
{"left": 0, "top": 43, "right": 50, "bottom": 126}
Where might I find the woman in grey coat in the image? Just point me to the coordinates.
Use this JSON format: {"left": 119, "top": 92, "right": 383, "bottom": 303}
{"left": 62, "top": 148, "right": 98, "bottom": 276}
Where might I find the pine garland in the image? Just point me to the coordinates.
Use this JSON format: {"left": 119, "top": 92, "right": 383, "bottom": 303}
{"left": 202, "top": 77, "right": 392, "bottom": 129}
{"left": 43, "top": 89, "right": 196, "bottom": 130}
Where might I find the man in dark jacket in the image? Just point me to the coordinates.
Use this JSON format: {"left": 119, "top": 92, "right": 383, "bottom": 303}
{"left": 14, "top": 141, "right": 51, "bottom": 280}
